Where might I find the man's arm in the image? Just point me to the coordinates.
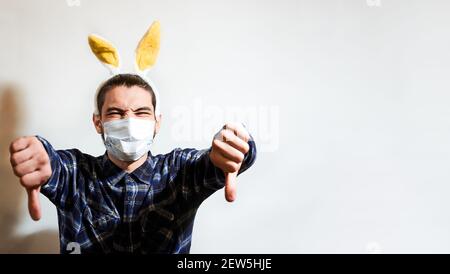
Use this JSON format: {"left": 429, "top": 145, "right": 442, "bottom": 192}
{"left": 178, "top": 123, "right": 257, "bottom": 205}
{"left": 9, "top": 136, "right": 76, "bottom": 220}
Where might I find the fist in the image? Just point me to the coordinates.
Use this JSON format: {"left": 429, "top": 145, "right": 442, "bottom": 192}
{"left": 210, "top": 123, "right": 250, "bottom": 203}
{"left": 9, "top": 136, "right": 51, "bottom": 220}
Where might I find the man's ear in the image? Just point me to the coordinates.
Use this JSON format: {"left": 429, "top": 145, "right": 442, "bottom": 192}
{"left": 92, "top": 113, "right": 103, "bottom": 134}
{"left": 154, "top": 114, "right": 162, "bottom": 135}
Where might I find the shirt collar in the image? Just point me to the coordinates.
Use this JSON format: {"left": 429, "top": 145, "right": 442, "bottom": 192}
{"left": 101, "top": 151, "right": 155, "bottom": 185}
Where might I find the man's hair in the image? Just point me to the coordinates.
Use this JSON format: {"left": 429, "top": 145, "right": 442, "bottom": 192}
{"left": 95, "top": 74, "right": 156, "bottom": 115}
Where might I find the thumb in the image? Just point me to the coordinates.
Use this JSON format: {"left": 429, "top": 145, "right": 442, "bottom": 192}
{"left": 224, "top": 171, "right": 237, "bottom": 202}
{"left": 27, "top": 187, "right": 42, "bottom": 221}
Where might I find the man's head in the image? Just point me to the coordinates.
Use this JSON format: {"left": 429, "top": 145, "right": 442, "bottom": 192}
{"left": 92, "top": 73, "right": 161, "bottom": 136}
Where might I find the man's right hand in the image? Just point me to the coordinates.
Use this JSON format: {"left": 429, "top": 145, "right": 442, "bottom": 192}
{"left": 9, "top": 136, "right": 52, "bottom": 221}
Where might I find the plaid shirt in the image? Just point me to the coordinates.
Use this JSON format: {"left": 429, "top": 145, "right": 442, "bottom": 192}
{"left": 36, "top": 135, "right": 256, "bottom": 254}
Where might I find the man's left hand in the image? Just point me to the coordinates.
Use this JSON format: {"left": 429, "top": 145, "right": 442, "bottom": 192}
{"left": 210, "top": 123, "right": 250, "bottom": 202}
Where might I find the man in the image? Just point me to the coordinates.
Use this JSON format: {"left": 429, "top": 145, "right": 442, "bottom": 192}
{"left": 8, "top": 22, "right": 257, "bottom": 253}
{"left": 9, "top": 73, "right": 256, "bottom": 253}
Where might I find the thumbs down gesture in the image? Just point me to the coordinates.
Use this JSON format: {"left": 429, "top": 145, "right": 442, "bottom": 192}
{"left": 209, "top": 123, "right": 250, "bottom": 203}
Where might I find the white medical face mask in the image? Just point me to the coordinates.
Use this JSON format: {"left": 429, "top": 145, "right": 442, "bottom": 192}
{"left": 102, "top": 118, "right": 156, "bottom": 162}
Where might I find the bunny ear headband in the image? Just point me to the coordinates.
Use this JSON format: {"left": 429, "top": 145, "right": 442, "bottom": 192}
{"left": 88, "top": 20, "right": 161, "bottom": 116}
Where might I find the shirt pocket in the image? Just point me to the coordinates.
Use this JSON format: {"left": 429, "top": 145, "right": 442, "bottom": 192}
{"left": 82, "top": 205, "right": 119, "bottom": 251}
{"left": 140, "top": 206, "right": 176, "bottom": 253}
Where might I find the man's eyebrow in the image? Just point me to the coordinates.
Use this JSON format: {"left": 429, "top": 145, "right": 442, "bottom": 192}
{"left": 106, "top": 107, "right": 126, "bottom": 113}
{"left": 132, "top": 107, "right": 153, "bottom": 112}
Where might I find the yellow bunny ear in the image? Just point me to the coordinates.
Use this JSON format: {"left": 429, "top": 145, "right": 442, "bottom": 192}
{"left": 135, "top": 20, "right": 161, "bottom": 72}
{"left": 88, "top": 34, "right": 120, "bottom": 69}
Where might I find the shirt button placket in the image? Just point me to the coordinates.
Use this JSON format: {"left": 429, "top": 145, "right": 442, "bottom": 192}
{"left": 124, "top": 175, "right": 135, "bottom": 221}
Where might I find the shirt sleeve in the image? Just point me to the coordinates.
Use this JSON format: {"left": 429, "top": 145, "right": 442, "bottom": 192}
{"left": 36, "top": 135, "right": 80, "bottom": 211}
{"left": 176, "top": 134, "right": 257, "bottom": 205}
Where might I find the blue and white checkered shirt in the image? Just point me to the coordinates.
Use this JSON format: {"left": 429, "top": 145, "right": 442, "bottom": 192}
{"left": 36, "top": 136, "right": 256, "bottom": 254}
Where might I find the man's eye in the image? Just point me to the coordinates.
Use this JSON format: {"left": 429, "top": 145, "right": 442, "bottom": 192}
{"left": 136, "top": 112, "right": 152, "bottom": 116}
{"left": 107, "top": 112, "right": 121, "bottom": 116}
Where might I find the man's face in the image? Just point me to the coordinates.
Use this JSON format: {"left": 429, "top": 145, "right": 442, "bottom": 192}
{"left": 92, "top": 85, "right": 161, "bottom": 135}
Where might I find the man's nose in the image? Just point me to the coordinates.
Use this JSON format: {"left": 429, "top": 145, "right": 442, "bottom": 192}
{"left": 122, "top": 110, "right": 137, "bottom": 119}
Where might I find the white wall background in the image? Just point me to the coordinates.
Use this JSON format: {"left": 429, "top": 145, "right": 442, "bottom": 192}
{"left": 1, "top": 0, "right": 450, "bottom": 253}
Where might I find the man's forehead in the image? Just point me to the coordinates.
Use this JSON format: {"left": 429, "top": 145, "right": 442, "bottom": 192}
{"left": 104, "top": 86, "right": 153, "bottom": 109}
